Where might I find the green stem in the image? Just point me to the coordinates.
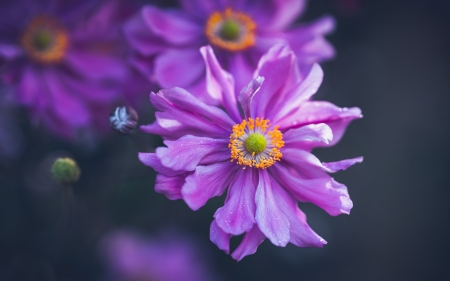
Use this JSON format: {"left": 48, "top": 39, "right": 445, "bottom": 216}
{"left": 61, "top": 183, "right": 74, "bottom": 240}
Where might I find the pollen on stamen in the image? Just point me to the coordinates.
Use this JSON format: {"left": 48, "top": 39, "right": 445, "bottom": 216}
{"left": 229, "top": 117, "right": 284, "bottom": 169}
{"left": 205, "top": 8, "right": 256, "bottom": 52}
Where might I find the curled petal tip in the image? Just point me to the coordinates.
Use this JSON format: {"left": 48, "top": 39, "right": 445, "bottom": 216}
{"left": 255, "top": 76, "right": 264, "bottom": 83}
{"left": 238, "top": 76, "right": 265, "bottom": 118}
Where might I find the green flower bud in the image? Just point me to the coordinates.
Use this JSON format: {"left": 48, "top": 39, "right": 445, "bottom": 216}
{"left": 51, "top": 157, "right": 80, "bottom": 184}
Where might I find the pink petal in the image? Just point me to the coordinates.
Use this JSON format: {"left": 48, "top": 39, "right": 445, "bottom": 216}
{"left": 155, "top": 174, "right": 187, "bottom": 200}
{"left": 69, "top": 0, "right": 123, "bottom": 41}
{"left": 277, "top": 101, "right": 362, "bottom": 146}
{"left": 65, "top": 49, "right": 127, "bottom": 81}
{"left": 245, "top": 0, "right": 306, "bottom": 30}
{"left": 271, "top": 178, "right": 327, "bottom": 247}
{"left": 157, "top": 136, "right": 229, "bottom": 171}
{"left": 179, "top": 0, "right": 217, "bottom": 19}
{"left": 238, "top": 76, "right": 264, "bottom": 119}
{"left": 0, "top": 43, "right": 22, "bottom": 60}
{"left": 44, "top": 70, "right": 90, "bottom": 127}
{"left": 283, "top": 123, "right": 333, "bottom": 151}
{"left": 140, "top": 121, "right": 171, "bottom": 138}
{"left": 254, "top": 32, "right": 285, "bottom": 53}
{"left": 322, "top": 157, "right": 364, "bottom": 172}
{"left": 281, "top": 147, "right": 329, "bottom": 179}
{"left": 281, "top": 148, "right": 332, "bottom": 178}
{"left": 270, "top": 163, "right": 353, "bottom": 216}
{"left": 214, "top": 168, "right": 256, "bottom": 235}
{"left": 271, "top": 63, "right": 324, "bottom": 123}
{"left": 198, "top": 150, "right": 231, "bottom": 167}
{"left": 123, "top": 10, "right": 169, "bottom": 56}
{"left": 58, "top": 74, "right": 117, "bottom": 103}
{"left": 252, "top": 44, "right": 300, "bottom": 120}
{"left": 281, "top": 148, "right": 363, "bottom": 176}
{"left": 182, "top": 77, "right": 219, "bottom": 106}
{"left": 210, "top": 220, "right": 231, "bottom": 254}
{"left": 154, "top": 48, "right": 204, "bottom": 88}
{"left": 286, "top": 15, "right": 336, "bottom": 65}
{"left": 154, "top": 109, "right": 216, "bottom": 138}
{"left": 227, "top": 51, "right": 255, "bottom": 97}
{"left": 182, "top": 162, "right": 238, "bottom": 210}
{"left": 146, "top": 88, "right": 233, "bottom": 139}
{"left": 255, "top": 169, "right": 290, "bottom": 247}
{"left": 129, "top": 53, "right": 155, "bottom": 83}
{"left": 153, "top": 87, "right": 235, "bottom": 130}
{"left": 231, "top": 225, "right": 266, "bottom": 261}
{"left": 141, "top": 6, "right": 203, "bottom": 45}
{"left": 138, "top": 153, "right": 184, "bottom": 176}
{"left": 200, "top": 46, "right": 241, "bottom": 122}
{"left": 17, "top": 66, "right": 41, "bottom": 106}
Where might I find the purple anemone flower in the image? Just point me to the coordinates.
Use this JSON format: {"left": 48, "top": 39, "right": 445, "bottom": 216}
{"left": 0, "top": 0, "right": 139, "bottom": 139}
{"left": 101, "top": 231, "right": 216, "bottom": 281}
{"left": 124, "top": 0, "right": 335, "bottom": 102}
{"left": 139, "top": 44, "right": 362, "bottom": 260}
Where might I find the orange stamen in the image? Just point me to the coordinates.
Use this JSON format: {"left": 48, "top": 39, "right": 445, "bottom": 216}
{"left": 229, "top": 118, "right": 284, "bottom": 169}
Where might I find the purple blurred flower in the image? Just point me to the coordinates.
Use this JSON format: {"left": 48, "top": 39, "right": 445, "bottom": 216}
{"left": 101, "top": 231, "right": 215, "bottom": 281}
{"left": 124, "top": 0, "right": 335, "bottom": 102}
{"left": 0, "top": 0, "right": 139, "bottom": 139}
{"left": 139, "top": 44, "right": 362, "bottom": 260}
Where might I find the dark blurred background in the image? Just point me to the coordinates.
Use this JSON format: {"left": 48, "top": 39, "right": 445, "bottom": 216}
{"left": 1, "top": 0, "right": 450, "bottom": 280}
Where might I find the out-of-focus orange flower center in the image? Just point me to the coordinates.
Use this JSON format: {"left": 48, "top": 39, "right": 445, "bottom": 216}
{"left": 21, "top": 16, "right": 69, "bottom": 63}
{"left": 205, "top": 8, "right": 256, "bottom": 52}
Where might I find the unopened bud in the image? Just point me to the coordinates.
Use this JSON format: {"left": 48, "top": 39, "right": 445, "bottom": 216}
{"left": 51, "top": 157, "right": 80, "bottom": 184}
{"left": 109, "top": 106, "right": 139, "bottom": 135}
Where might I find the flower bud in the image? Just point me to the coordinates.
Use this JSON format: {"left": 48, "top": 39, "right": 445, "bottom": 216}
{"left": 51, "top": 157, "right": 80, "bottom": 184}
{"left": 109, "top": 106, "right": 138, "bottom": 135}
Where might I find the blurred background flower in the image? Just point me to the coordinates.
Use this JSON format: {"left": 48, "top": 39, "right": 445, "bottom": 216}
{"left": 101, "top": 230, "right": 218, "bottom": 281}
{"left": 124, "top": 0, "right": 334, "bottom": 102}
{"left": 0, "top": 0, "right": 146, "bottom": 140}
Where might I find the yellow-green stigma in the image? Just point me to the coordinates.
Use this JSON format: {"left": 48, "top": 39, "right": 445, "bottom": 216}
{"left": 33, "top": 30, "right": 52, "bottom": 50}
{"left": 245, "top": 133, "right": 266, "bottom": 154}
{"left": 220, "top": 20, "right": 240, "bottom": 41}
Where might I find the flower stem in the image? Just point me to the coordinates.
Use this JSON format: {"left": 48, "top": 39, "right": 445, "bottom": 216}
{"left": 61, "top": 183, "right": 74, "bottom": 240}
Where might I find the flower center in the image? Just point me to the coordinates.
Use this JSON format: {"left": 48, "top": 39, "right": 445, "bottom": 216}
{"left": 245, "top": 133, "right": 266, "bottom": 154}
{"left": 229, "top": 118, "right": 284, "bottom": 169}
{"left": 33, "top": 30, "right": 53, "bottom": 50}
{"left": 220, "top": 20, "right": 240, "bottom": 41}
{"left": 21, "top": 16, "right": 69, "bottom": 63}
{"left": 205, "top": 8, "right": 256, "bottom": 52}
